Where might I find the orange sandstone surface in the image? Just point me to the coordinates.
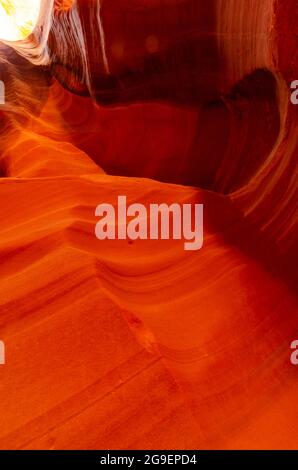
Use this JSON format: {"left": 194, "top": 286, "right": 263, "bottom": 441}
{"left": 0, "top": 0, "right": 297, "bottom": 449}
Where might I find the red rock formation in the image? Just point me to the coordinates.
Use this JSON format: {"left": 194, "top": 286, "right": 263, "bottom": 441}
{"left": 0, "top": 0, "right": 297, "bottom": 450}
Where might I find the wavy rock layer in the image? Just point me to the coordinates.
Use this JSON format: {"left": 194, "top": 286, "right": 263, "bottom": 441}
{"left": 0, "top": 0, "right": 297, "bottom": 449}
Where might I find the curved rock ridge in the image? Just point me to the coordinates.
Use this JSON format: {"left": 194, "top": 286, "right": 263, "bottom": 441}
{"left": 0, "top": 0, "right": 297, "bottom": 450}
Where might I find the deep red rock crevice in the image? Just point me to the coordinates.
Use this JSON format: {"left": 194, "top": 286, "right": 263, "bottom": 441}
{"left": 0, "top": 0, "right": 297, "bottom": 450}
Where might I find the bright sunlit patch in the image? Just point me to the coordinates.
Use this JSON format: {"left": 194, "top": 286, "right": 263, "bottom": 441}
{"left": 0, "top": 0, "right": 41, "bottom": 41}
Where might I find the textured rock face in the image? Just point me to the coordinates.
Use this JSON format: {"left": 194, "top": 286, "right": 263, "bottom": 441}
{"left": 0, "top": 0, "right": 297, "bottom": 449}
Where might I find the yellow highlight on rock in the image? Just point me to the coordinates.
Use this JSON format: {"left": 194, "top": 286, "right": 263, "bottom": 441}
{"left": 0, "top": 0, "right": 41, "bottom": 41}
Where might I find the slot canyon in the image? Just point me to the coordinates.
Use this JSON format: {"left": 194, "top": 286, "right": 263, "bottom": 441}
{"left": 0, "top": 0, "right": 297, "bottom": 450}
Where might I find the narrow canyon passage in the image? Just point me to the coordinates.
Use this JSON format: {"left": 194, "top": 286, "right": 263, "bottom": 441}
{"left": 0, "top": 0, "right": 297, "bottom": 450}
